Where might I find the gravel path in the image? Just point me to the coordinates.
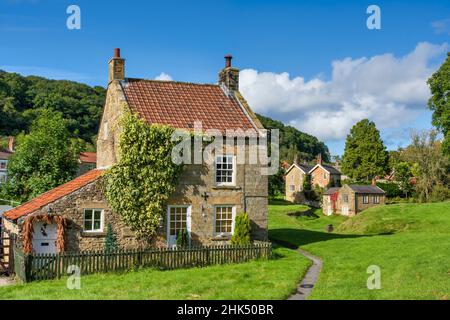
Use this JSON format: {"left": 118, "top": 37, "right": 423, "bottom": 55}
{"left": 287, "top": 248, "right": 323, "bottom": 300}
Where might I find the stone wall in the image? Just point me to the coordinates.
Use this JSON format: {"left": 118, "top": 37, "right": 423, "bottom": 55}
{"left": 96, "top": 80, "right": 128, "bottom": 169}
{"left": 167, "top": 146, "right": 268, "bottom": 244}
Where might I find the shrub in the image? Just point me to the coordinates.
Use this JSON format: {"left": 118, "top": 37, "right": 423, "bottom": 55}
{"left": 429, "top": 184, "right": 450, "bottom": 202}
{"left": 104, "top": 223, "right": 118, "bottom": 253}
{"left": 176, "top": 229, "right": 189, "bottom": 247}
{"left": 104, "top": 112, "right": 184, "bottom": 238}
{"left": 231, "top": 213, "right": 252, "bottom": 245}
{"left": 376, "top": 182, "right": 402, "bottom": 198}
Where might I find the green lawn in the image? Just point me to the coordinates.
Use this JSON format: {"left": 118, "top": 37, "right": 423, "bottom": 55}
{"left": 0, "top": 246, "right": 310, "bottom": 300}
{"left": 269, "top": 199, "right": 450, "bottom": 300}
{"left": 2, "top": 200, "right": 449, "bottom": 300}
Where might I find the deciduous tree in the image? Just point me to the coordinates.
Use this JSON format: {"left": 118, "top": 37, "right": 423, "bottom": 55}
{"left": 341, "top": 119, "right": 388, "bottom": 181}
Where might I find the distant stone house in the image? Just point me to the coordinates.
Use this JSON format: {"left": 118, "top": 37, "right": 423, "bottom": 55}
{"left": 0, "top": 137, "right": 14, "bottom": 185}
{"left": 323, "top": 184, "right": 386, "bottom": 217}
{"left": 285, "top": 154, "right": 342, "bottom": 203}
{"left": 285, "top": 163, "right": 313, "bottom": 203}
{"left": 1, "top": 49, "right": 268, "bottom": 256}
{"left": 309, "top": 154, "right": 342, "bottom": 189}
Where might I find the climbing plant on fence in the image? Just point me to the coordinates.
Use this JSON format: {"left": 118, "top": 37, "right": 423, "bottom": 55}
{"left": 104, "top": 112, "right": 184, "bottom": 238}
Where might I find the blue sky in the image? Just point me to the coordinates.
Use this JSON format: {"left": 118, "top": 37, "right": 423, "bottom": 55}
{"left": 0, "top": 0, "right": 449, "bottom": 156}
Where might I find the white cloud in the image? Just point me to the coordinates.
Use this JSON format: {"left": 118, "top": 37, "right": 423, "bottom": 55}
{"left": 155, "top": 72, "right": 173, "bottom": 81}
{"left": 239, "top": 42, "right": 448, "bottom": 142}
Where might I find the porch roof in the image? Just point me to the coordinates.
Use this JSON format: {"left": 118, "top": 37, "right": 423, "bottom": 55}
{"left": 3, "top": 169, "right": 104, "bottom": 221}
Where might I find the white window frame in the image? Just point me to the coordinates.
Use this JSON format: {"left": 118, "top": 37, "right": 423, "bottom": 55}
{"left": 214, "top": 205, "right": 236, "bottom": 237}
{"left": 373, "top": 195, "right": 380, "bottom": 204}
{"left": 215, "top": 154, "right": 236, "bottom": 187}
{"left": 83, "top": 209, "right": 105, "bottom": 233}
{"left": 0, "top": 172, "right": 7, "bottom": 184}
{"left": 363, "top": 195, "right": 370, "bottom": 204}
{"left": 289, "top": 185, "right": 295, "bottom": 192}
{"left": 343, "top": 195, "right": 349, "bottom": 203}
{"left": 167, "top": 205, "right": 192, "bottom": 245}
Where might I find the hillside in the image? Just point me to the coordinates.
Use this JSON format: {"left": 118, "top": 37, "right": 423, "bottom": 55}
{"left": 0, "top": 70, "right": 329, "bottom": 161}
{"left": 257, "top": 114, "right": 330, "bottom": 163}
{"left": 0, "top": 70, "right": 105, "bottom": 144}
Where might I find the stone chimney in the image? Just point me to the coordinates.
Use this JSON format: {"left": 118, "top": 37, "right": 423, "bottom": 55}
{"left": 372, "top": 178, "right": 377, "bottom": 186}
{"left": 108, "top": 48, "right": 125, "bottom": 83}
{"left": 293, "top": 154, "right": 299, "bottom": 165}
{"left": 316, "top": 153, "right": 322, "bottom": 165}
{"left": 8, "top": 136, "right": 14, "bottom": 152}
{"left": 218, "top": 55, "right": 239, "bottom": 92}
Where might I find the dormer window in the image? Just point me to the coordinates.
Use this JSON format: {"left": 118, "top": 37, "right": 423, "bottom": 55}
{"left": 215, "top": 155, "right": 235, "bottom": 186}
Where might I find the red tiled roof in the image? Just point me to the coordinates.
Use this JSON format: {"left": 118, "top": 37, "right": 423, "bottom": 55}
{"left": 79, "top": 152, "right": 97, "bottom": 164}
{"left": 122, "top": 79, "right": 257, "bottom": 132}
{"left": 3, "top": 169, "right": 104, "bottom": 221}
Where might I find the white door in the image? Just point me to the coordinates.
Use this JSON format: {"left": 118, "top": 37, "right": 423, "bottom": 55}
{"left": 327, "top": 206, "right": 333, "bottom": 216}
{"left": 32, "top": 222, "right": 58, "bottom": 254}
{"left": 167, "top": 206, "right": 191, "bottom": 247}
{"left": 341, "top": 205, "right": 349, "bottom": 216}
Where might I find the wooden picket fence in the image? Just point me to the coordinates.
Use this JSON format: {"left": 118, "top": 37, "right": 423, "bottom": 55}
{"left": 13, "top": 242, "right": 272, "bottom": 282}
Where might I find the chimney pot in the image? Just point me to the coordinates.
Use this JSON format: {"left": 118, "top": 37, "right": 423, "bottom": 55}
{"left": 8, "top": 136, "right": 14, "bottom": 152}
{"left": 225, "top": 55, "right": 233, "bottom": 68}
{"left": 114, "top": 48, "right": 121, "bottom": 58}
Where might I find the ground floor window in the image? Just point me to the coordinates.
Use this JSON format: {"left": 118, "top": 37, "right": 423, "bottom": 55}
{"left": 289, "top": 185, "right": 295, "bottom": 191}
{"left": 83, "top": 209, "right": 104, "bottom": 232}
{"left": 168, "top": 206, "right": 188, "bottom": 237}
{"left": 363, "top": 195, "right": 370, "bottom": 204}
{"left": 215, "top": 205, "right": 236, "bottom": 236}
{"left": 373, "top": 195, "right": 380, "bottom": 204}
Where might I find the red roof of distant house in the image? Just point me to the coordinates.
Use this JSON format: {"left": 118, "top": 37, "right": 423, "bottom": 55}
{"left": 121, "top": 79, "right": 258, "bottom": 132}
{"left": 3, "top": 169, "right": 104, "bottom": 221}
{"left": 79, "top": 152, "right": 97, "bottom": 164}
{"left": 281, "top": 161, "right": 290, "bottom": 170}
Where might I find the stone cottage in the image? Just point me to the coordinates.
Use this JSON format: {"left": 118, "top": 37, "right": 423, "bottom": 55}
{"left": 285, "top": 154, "right": 342, "bottom": 203}
{"left": 309, "top": 154, "right": 342, "bottom": 188}
{"left": 322, "top": 184, "right": 386, "bottom": 217}
{"left": 1, "top": 49, "right": 268, "bottom": 256}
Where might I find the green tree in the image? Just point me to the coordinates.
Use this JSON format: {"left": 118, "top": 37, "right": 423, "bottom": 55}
{"left": 401, "top": 130, "right": 449, "bottom": 201}
{"left": 231, "top": 213, "right": 252, "bottom": 245}
{"left": 269, "top": 166, "right": 285, "bottom": 198}
{"left": 104, "top": 223, "right": 118, "bottom": 253}
{"left": 394, "top": 162, "right": 413, "bottom": 197}
{"left": 341, "top": 119, "right": 388, "bottom": 181}
{"left": 1, "top": 109, "right": 79, "bottom": 202}
{"left": 428, "top": 53, "right": 450, "bottom": 156}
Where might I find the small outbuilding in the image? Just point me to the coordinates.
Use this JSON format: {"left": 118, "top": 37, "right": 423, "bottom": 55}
{"left": 323, "top": 184, "right": 386, "bottom": 217}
